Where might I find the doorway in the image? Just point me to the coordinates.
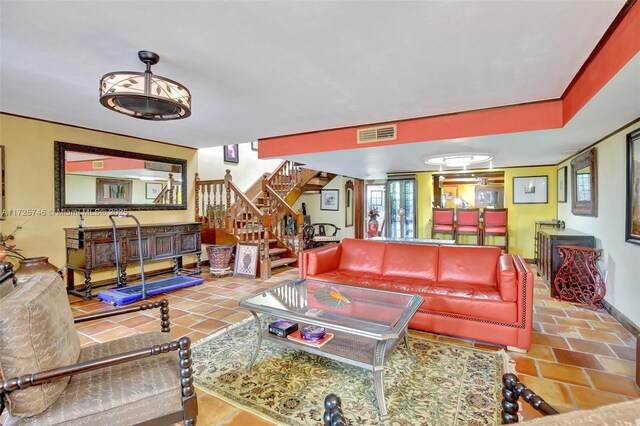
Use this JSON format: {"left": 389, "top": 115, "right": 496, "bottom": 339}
{"left": 387, "top": 177, "right": 416, "bottom": 238}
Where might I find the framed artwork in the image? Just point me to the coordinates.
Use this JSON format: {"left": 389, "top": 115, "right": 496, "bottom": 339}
{"left": 251, "top": 141, "right": 258, "bottom": 151}
{"left": 0, "top": 146, "right": 4, "bottom": 220}
{"left": 557, "top": 166, "right": 567, "bottom": 203}
{"left": 145, "top": 182, "right": 163, "bottom": 199}
{"left": 512, "top": 176, "right": 548, "bottom": 204}
{"left": 224, "top": 144, "right": 239, "bottom": 163}
{"left": 626, "top": 129, "right": 640, "bottom": 245}
{"left": 320, "top": 189, "right": 339, "bottom": 211}
{"left": 96, "top": 178, "right": 132, "bottom": 204}
{"left": 233, "top": 242, "right": 259, "bottom": 278}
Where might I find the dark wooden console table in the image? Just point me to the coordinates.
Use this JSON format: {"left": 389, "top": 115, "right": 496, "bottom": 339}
{"left": 65, "top": 222, "right": 202, "bottom": 300}
{"left": 553, "top": 245, "right": 606, "bottom": 310}
{"left": 536, "top": 229, "right": 594, "bottom": 297}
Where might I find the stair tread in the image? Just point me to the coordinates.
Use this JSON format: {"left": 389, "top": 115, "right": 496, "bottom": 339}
{"left": 269, "top": 248, "right": 288, "bottom": 255}
{"left": 270, "top": 257, "right": 297, "bottom": 268}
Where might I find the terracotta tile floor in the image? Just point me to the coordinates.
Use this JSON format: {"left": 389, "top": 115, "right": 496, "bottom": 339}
{"left": 41, "top": 265, "right": 640, "bottom": 423}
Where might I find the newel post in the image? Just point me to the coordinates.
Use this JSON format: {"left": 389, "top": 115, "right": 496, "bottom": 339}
{"left": 167, "top": 173, "right": 174, "bottom": 204}
{"left": 297, "top": 209, "right": 304, "bottom": 253}
{"left": 224, "top": 170, "right": 232, "bottom": 232}
{"left": 261, "top": 213, "right": 272, "bottom": 280}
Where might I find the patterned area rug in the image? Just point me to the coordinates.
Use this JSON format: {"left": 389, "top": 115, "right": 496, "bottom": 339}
{"left": 192, "top": 317, "right": 511, "bottom": 426}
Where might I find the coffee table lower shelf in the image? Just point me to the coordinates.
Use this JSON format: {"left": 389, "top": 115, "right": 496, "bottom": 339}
{"left": 245, "top": 313, "right": 415, "bottom": 421}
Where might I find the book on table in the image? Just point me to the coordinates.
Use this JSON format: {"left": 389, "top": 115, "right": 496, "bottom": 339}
{"left": 286, "top": 330, "right": 334, "bottom": 348}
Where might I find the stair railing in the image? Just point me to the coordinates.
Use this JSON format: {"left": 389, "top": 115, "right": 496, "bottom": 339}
{"left": 153, "top": 173, "right": 179, "bottom": 204}
{"left": 195, "top": 171, "right": 271, "bottom": 276}
{"left": 263, "top": 179, "right": 303, "bottom": 255}
{"left": 195, "top": 173, "right": 227, "bottom": 230}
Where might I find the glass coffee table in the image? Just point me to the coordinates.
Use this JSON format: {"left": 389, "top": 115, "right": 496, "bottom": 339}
{"left": 239, "top": 278, "right": 423, "bottom": 420}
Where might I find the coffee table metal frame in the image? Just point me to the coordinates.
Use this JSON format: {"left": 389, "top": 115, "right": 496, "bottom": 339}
{"left": 239, "top": 279, "right": 423, "bottom": 420}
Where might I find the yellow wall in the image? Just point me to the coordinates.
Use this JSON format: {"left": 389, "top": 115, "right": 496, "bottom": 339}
{"left": 0, "top": 114, "right": 198, "bottom": 281}
{"left": 416, "top": 165, "right": 557, "bottom": 258}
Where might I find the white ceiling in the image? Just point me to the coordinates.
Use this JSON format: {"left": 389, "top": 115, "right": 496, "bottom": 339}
{"left": 0, "top": 0, "right": 625, "bottom": 151}
{"left": 285, "top": 54, "right": 640, "bottom": 178}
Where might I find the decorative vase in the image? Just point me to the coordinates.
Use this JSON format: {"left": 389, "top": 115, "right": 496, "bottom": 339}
{"left": 15, "top": 257, "right": 61, "bottom": 285}
{"left": 206, "top": 245, "right": 233, "bottom": 276}
{"left": 368, "top": 218, "right": 379, "bottom": 238}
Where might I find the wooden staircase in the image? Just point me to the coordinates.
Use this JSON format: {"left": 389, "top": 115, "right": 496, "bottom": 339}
{"left": 195, "top": 161, "right": 336, "bottom": 278}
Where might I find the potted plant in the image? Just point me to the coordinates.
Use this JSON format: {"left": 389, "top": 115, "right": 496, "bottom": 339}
{"left": 368, "top": 207, "right": 380, "bottom": 238}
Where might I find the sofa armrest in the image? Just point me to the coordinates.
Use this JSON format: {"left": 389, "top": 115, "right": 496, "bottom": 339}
{"left": 497, "top": 255, "right": 517, "bottom": 302}
{"left": 299, "top": 244, "right": 342, "bottom": 277}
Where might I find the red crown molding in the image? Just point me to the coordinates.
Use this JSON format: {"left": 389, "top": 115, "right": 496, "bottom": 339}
{"left": 260, "top": 0, "right": 639, "bottom": 159}
{"left": 562, "top": 0, "right": 639, "bottom": 123}
{"left": 260, "top": 100, "right": 562, "bottom": 158}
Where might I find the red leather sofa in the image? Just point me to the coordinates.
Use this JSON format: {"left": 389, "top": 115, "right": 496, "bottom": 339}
{"left": 299, "top": 238, "right": 533, "bottom": 351}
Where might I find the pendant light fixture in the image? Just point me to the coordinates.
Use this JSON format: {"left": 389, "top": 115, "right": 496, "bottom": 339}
{"left": 100, "top": 51, "right": 191, "bottom": 120}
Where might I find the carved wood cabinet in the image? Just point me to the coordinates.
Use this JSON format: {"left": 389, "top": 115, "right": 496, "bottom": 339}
{"left": 65, "top": 222, "right": 202, "bottom": 300}
{"left": 536, "top": 228, "right": 594, "bottom": 297}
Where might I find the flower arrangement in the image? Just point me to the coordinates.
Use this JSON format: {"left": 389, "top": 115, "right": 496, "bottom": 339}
{"left": 368, "top": 207, "right": 380, "bottom": 221}
{"left": 0, "top": 223, "right": 27, "bottom": 260}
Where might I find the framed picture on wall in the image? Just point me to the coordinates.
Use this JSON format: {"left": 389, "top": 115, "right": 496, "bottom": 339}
{"left": 557, "top": 167, "right": 567, "bottom": 203}
{"left": 626, "top": 129, "right": 640, "bottom": 245}
{"left": 320, "top": 189, "right": 339, "bottom": 211}
{"left": 96, "top": 178, "right": 132, "bottom": 204}
{"left": 145, "top": 182, "right": 163, "bottom": 199}
{"left": 224, "top": 144, "right": 239, "bottom": 163}
{"left": 251, "top": 141, "right": 258, "bottom": 151}
{"left": 512, "top": 176, "right": 548, "bottom": 204}
{"left": 233, "top": 242, "right": 259, "bottom": 278}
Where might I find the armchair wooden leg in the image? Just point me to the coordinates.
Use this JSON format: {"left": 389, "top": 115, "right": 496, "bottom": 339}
{"left": 180, "top": 337, "right": 198, "bottom": 425}
{"left": 160, "top": 299, "right": 170, "bottom": 333}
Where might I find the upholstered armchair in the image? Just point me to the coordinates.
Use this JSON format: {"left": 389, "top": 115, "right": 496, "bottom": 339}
{"left": 501, "top": 373, "right": 640, "bottom": 424}
{"left": 0, "top": 272, "right": 198, "bottom": 426}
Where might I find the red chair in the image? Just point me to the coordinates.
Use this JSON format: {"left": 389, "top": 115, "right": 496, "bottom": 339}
{"left": 483, "top": 208, "right": 508, "bottom": 252}
{"left": 431, "top": 208, "right": 455, "bottom": 239}
{"left": 456, "top": 208, "right": 481, "bottom": 245}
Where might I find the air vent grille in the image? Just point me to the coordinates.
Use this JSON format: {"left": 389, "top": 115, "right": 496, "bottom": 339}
{"left": 357, "top": 124, "right": 397, "bottom": 144}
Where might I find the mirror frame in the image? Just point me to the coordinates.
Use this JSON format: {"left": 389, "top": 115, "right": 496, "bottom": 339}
{"left": 54, "top": 141, "right": 188, "bottom": 212}
{"left": 345, "top": 179, "right": 354, "bottom": 227}
{"left": 571, "top": 147, "right": 597, "bottom": 217}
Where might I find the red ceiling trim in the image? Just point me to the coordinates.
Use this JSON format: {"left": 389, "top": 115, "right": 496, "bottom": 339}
{"left": 562, "top": 0, "right": 640, "bottom": 123}
{"left": 259, "top": 1, "right": 639, "bottom": 159}
{"left": 65, "top": 157, "right": 145, "bottom": 172}
{"left": 259, "top": 100, "right": 562, "bottom": 158}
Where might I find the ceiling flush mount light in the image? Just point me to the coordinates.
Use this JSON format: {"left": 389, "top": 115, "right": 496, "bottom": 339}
{"left": 425, "top": 153, "right": 493, "bottom": 169}
{"left": 100, "top": 51, "right": 191, "bottom": 120}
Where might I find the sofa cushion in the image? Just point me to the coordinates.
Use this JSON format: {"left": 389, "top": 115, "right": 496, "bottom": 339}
{"left": 408, "top": 282, "right": 516, "bottom": 323}
{"left": 382, "top": 243, "right": 439, "bottom": 281}
{"left": 338, "top": 238, "right": 385, "bottom": 275}
{"left": 307, "top": 244, "right": 342, "bottom": 276}
{"left": 0, "top": 274, "right": 81, "bottom": 417}
{"left": 438, "top": 245, "right": 501, "bottom": 286}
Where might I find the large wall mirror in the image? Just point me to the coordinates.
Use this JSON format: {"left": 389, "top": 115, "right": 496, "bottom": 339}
{"left": 571, "top": 147, "right": 597, "bottom": 217}
{"left": 54, "top": 141, "right": 187, "bottom": 211}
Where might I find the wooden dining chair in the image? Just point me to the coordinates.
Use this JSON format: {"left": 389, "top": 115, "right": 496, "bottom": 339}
{"left": 483, "top": 208, "right": 508, "bottom": 252}
{"left": 431, "top": 208, "right": 456, "bottom": 240}
{"left": 456, "top": 208, "right": 481, "bottom": 245}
